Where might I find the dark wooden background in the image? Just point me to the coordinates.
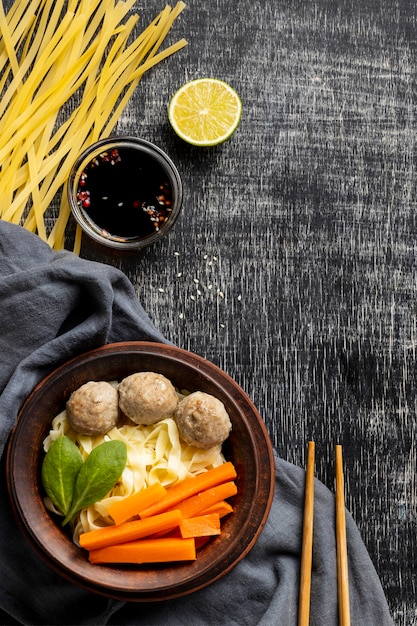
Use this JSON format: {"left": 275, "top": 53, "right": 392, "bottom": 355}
{"left": 71, "top": 0, "right": 415, "bottom": 623}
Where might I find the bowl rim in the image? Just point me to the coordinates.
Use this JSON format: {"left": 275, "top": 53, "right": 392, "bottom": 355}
{"left": 6, "top": 341, "right": 275, "bottom": 601}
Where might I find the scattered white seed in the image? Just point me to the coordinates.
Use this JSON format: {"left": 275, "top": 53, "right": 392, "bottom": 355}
{"left": 179, "top": 312, "right": 184, "bottom": 319}
{"left": 203, "top": 254, "right": 208, "bottom": 260}
{"left": 208, "top": 284, "right": 213, "bottom": 290}
{"left": 220, "top": 323, "right": 225, "bottom": 328}
{"left": 237, "top": 294, "right": 242, "bottom": 301}
{"left": 158, "top": 287, "right": 165, "bottom": 293}
{"left": 193, "top": 278, "right": 199, "bottom": 284}
{"left": 197, "top": 289, "right": 202, "bottom": 296}
{"left": 174, "top": 251, "right": 180, "bottom": 256}
{"left": 177, "top": 272, "right": 182, "bottom": 278}
{"left": 218, "top": 290, "right": 224, "bottom": 298}
{"left": 190, "top": 295, "right": 195, "bottom": 301}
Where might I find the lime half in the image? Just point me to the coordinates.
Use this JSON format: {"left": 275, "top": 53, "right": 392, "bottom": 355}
{"left": 168, "top": 78, "right": 242, "bottom": 147}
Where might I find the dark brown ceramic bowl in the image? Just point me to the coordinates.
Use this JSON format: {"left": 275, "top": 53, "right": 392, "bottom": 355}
{"left": 6, "top": 342, "right": 275, "bottom": 601}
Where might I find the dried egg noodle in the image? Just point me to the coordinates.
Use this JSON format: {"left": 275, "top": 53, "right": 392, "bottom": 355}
{"left": 43, "top": 393, "right": 226, "bottom": 545}
{"left": 0, "top": 0, "right": 187, "bottom": 251}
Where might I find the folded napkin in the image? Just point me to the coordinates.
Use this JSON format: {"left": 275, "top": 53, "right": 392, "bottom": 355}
{"left": 0, "top": 222, "right": 393, "bottom": 625}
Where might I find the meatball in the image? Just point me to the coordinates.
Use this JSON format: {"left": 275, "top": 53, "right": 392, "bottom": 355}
{"left": 174, "top": 391, "right": 232, "bottom": 449}
{"left": 66, "top": 381, "right": 119, "bottom": 436}
{"left": 118, "top": 371, "right": 178, "bottom": 425}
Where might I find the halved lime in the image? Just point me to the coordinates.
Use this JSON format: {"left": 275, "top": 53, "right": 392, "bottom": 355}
{"left": 168, "top": 78, "right": 242, "bottom": 147}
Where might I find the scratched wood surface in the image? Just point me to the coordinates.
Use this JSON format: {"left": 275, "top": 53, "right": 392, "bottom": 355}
{"left": 75, "top": 0, "right": 416, "bottom": 623}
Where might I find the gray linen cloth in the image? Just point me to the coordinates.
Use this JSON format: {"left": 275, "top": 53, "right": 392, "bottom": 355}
{"left": 0, "top": 221, "right": 393, "bottom": 625}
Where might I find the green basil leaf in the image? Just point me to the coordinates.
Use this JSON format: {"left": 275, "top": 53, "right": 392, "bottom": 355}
{"left": 41, "top": 436, "right": 83, "bottom": 517}
{"left": 62, "top": 439, "right": 127, "bottom": 526}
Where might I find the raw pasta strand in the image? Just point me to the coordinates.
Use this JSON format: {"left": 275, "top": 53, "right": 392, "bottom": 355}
{"left": 28, "top": 144, "right": 47, "bottom": 241}
{"left": 0, "top": 0, "right": 37, "bottom": 91}
{"left": 100, "top": 38, "right": 188, "bottom": 138}
{"left": 4, "top": 16, "right": 130, "bottom": 222}
{"left": 0, "top": 11, "right": 80, "bottom": 145}
{"left": 0, "top": 1, "right": 20, "bottom": 79}
{"left": 34, "top": 17, "right": 176, "bottom": 229}
{"left": 22, "top": 8, "right": 179, "bottom": 227}
{"left": 1, "top": 43, "right": 98, "bottom": 221}
{"left": 0, "top": 0, "right": 187, "bottom": 248}
{"left": 90, "top": 8, "right": 180, "bottom": 139}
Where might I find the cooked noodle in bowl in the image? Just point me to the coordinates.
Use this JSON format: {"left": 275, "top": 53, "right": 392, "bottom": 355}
{"left": 43, "top": 386, "right": 226, "bottom": 543}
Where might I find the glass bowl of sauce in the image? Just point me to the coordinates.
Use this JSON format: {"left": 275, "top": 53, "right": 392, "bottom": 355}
{"left": 68, "top": 136, "right": 182, "bottom": 250}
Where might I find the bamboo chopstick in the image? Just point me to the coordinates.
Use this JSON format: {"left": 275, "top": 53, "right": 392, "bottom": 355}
{"left": 298, "top": 441, "right": 315, "bottom": 626}
{"left": 335, "top": 445, "right": 351, "bottom": 626}
{"left": 298, "top": 443, "right": 351, "bottom": 626}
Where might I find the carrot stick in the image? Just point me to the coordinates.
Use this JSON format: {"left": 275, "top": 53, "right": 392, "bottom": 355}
{"left": 88, "top": 537, "right": 196, "bottom": 564}
{"left": 170, "top": 481, "right": 237, "bottom": 519}
{"left": 139, "top": 461, "right": 237, "bottom": 519}
{"left": 180, "top": 513, "right": 221, "bottom": 538}
{"left": 147, "top": 486, "right": 236, "bottom": 539}
{"left": 107, "top": 483, "right": 167, "bottom": 525}
{"left": 79, "top": 509, "right": 182, "bottom": 551}
{"left": 199, "top": 500, "right": 234, "bottom": 518}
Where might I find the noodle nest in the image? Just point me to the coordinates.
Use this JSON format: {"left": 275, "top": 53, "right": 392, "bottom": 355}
{"left": 43, "top": 390, "right": 225, "bottom": 543}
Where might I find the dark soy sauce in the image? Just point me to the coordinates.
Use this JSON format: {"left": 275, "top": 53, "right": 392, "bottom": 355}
{"left": 76, "top": 147, "right": 173, "bottom": 240}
